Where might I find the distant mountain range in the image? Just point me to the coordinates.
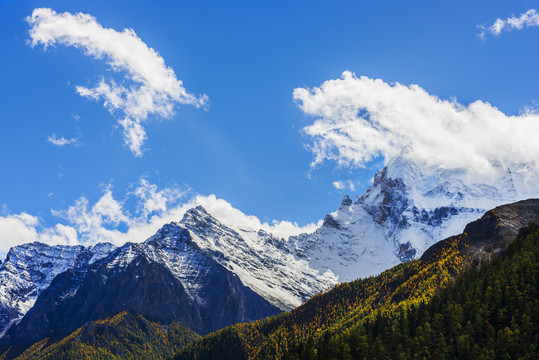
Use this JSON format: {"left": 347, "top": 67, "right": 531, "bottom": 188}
{"left": 7, "top": 199, "right": 539, "bottom": 360}
{"left": 0, "top": 156, "right": 535, "bottom": 358}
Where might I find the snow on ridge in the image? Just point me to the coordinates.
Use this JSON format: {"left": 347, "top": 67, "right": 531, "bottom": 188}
{"left": 178, "top": 206, "right": 337, "bottom": 310}
{"left": 286, "top": 154, "right": 532, "bottom": 283}
{"left": 0, "top": 153, "right": 532, "bottom": 336}
{"left": 0, "top": 241, "right": 116, "bottom": 338}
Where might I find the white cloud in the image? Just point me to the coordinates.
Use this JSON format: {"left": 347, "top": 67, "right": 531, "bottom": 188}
{"left": 0, "top": 181, "right": 320, "bottom": 258}
{"left": 0, "top": 213, "right": 78, "bottom": 258}
{"left": 51, "top": 180, "right": 186, "bottom": 246}
{"left": 332, "top": 180, "right": 355, "bottom": 192}
{"left": 47, "top": 133, "right": 80, "bottom": 147}
{"left": 192, "top": 194, "right": 322, "bottom": 239}
{"left": 27, "top": 8, "right": 208, "bottom": 156}
{"left": 332, "top": 181, "right": 345, "bottom": 190}
{"left": 293, "top": 72, "right": 539, "bottom": 193}
{"left": 117, "top": 117, "right": 147, "bottom": 155}
{"left": 131, "top": 179, "right": 184, "bottom": 218}
{"left": 478, "top": 9, "right": 539, "bottom": 39}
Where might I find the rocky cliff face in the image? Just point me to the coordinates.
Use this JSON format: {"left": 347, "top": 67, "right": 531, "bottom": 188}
{"left": 0, "top": 242, "right": 115, "bottom": 338}
{"left": 419, "top": 199, "right": 539, "bottom": 266}
{"left": 459, "top": 199, "right": 539, "bottom": 262}
{"left": 179, "top": 206, "right": 336, "bottom": 311}
{"left": 289, "top": 156, "right": 529, "bottom": 282}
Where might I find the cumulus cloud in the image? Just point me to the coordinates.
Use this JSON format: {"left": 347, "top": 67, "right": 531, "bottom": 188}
{"left": 0, "top": 181, "right": 320, "bottom": 258}
{"left": 51, "top": 180, "right": 187, "bottom": 245}
{"left": 0, "top": 212, "right": 78, "bottom": 258}
{"left": 294, "top": 71, "right": 539, "bottom": 193}
{"left": 132, "top": 179, "right": 184, "bottom": 218}
{"left": 47, "top": 133, "right": 80, "bottom": 147}
{"left": 478, "top": 9, "right": 539, "bottom": 39}
{"left": 192, "top": 194, "right": 322, "bottom": 239}
{"left": 27, "top": 8, "right": 208, "bottom": 156}
{"left": 332, "top": 180, "right": 355, "bottom": 192}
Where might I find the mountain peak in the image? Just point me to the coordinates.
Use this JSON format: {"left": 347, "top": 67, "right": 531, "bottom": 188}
{"left": 322, "top": 214, "right": 340, "bottom": 229}
{"left": 341, "top": 195, "right": 353, "bottom": 207}
{"left": 191, "top": 205, "right": 210, "bottom": 216}
{"left": 180, "top": 205, "right": 216, "bottom": 227}
{"left": 188, "top": 205, "right": 210, "bottom": 216}
{"left": 290, "top": 154, "right": 531, "bottom": 283}
{"left": 145, "top": 222, "right": 192, "bottom": 250}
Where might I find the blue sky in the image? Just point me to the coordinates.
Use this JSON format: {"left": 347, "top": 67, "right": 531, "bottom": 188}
{"left": 1, "top": 0, "right": 539, "bottom": 252}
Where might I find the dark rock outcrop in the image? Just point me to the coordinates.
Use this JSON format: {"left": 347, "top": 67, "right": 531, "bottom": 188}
{"left": 421, "top": 199, "right": 539, "bottom": 263}
{"left": 459, "top": 198, "right": 539, "bottom": 262}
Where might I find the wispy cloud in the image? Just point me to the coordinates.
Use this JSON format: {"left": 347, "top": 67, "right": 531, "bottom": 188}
{"left": 47, "top": 133, "right": 80, "bottom": 147}
{"left": 294, "top": 71, "right": 539, "bottom": 195}
{"left": 478, "top": 9, "right": 539, "bottom": 39}
{"left": 27, "top": 8, "right": 208, "bottom": 156}
{"left": 332, "top": 180, "right": 355, "bottom": 192}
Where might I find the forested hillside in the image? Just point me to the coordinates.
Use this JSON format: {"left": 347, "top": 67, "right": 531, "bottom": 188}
{"left": 173, "top": 233, "right": 468, "bottom": 359}
{"left": 283, "top": 222, "right": 539, "bottom": 360}
{"left": 1, "top": 311, "right": 199, "bottom": 360}
{"left": 2, "top": 202, "right": 537, "bottom": 360}
{"left": 173, "top": 222, "right": 538, "bottom": 360}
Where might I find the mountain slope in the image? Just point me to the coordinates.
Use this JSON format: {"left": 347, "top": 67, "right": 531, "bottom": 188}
{"left": 12, "top": 311, "right": 200, "bottom": 360}
{"left": 0, "top": 155, "right": 533, "bottom": 347}
{"left": 179, "top": 206, "right": 336, "bottom": 310}
{"left": 283, "top": 221, "right": 539, "bottom": 359}
{"left": 0, "top": 242, "right": 115, "bottom": 338}
{"left": 172, "top": 199, "right": 539, "bottom": 360}
{"left": 1, "top": 223, "right": 280, "bottom": 351}
{"left": 288, "top": 156, "right": 528, "bottom": 282}
{"left": 0, "top": 155, "right": 526, "bottom": 327}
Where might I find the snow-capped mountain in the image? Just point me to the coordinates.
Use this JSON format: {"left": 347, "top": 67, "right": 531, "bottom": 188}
{"left": 0, "top": 242, "right": 115, "bottom": 337}
{"left": 0, "top": 207, "right": 335, "bottom": 338}
{"left": 2, "top": 223, "right": 280, "bottom": 346}
{"left": 0, "top": 155, "right": 532, "bottom": 341}
{"left": 179, "top": 206, "right": 337, "bottom": 310}
{"left": 289, "top": 155, "right": 527, "bottom": 282}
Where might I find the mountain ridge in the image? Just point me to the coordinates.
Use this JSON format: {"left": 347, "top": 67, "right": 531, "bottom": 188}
{"left": 0, "top": 156, "right": 534, "bottom": 345}
{"left": 0, "top": 242, "right": 116, "bottom": 338}
{"left": 172, "top": 198, "right": 539, "bottom": 360}
{"left": 0, "top": 195, "right": 536, "bottom": 358}
{"left": 287, "top": 155, "right": 529, "bottom": 283}
{"left": 11, "top": 310, "right": 201, "bottom": 360}
{"left": 1, "top": 224, "right": 280, "bottom": 351}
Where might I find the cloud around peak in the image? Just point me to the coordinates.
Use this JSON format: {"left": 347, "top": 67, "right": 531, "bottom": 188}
{"left": 294, "top": 71, "right": 539, "bottom": 191}
{"left": 27, "top": 8, "right": 208, "bottom": 156}
{"left": 332, "top": 180, "right": 355, "bottom": 192}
